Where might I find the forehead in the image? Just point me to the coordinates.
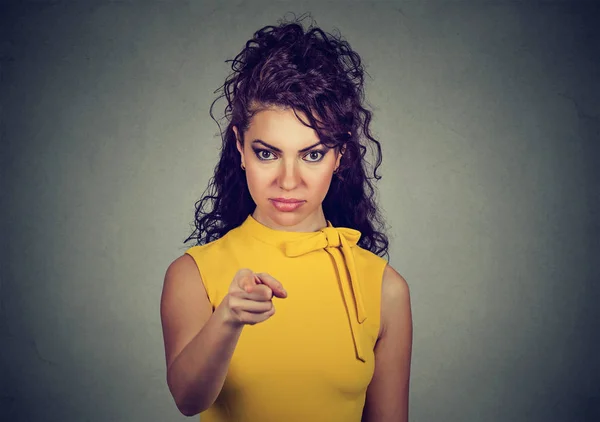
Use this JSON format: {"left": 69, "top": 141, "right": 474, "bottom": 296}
{"left": 246, "top": 108, "right": 319, "bottom": 142}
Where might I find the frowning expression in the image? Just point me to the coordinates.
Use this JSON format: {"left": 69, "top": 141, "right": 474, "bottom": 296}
{"left": 234, "top": 107, "right": 344, "bottom": 232}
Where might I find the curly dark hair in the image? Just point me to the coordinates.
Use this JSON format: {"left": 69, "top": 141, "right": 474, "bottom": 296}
{"left": 184, "top": 13, "right": 390, "bottom": 260}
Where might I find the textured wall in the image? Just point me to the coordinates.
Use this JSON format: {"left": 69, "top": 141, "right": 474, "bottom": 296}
{"left": 1, "top": 1, "right": 598, "bottom": 421}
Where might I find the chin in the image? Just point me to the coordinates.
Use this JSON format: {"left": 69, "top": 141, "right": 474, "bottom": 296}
{"left": 267, "top": 207, "right": 307, "bottom": 222}
{"left": 258, "top": 202, "right": 314, "bottom": 225}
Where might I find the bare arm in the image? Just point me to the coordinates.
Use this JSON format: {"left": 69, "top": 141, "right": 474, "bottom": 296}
{"left": 160, "top": 256, "right": 285, "bottom": 416}
{"left": 160, "top": 254, "right": 243, "bottom": 416}
{"left": 362, "top": 265, "right": 413, "bottom": 422}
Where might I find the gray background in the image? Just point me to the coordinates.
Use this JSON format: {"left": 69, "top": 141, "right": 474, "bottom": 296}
{"left": 1, "top": 0, "right": 598, "bottom": 421}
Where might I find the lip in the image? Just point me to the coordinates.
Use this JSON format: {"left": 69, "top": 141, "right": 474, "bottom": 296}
{"left": 270, "top": 199, "right": 305, "bottom": 212}
{"left": 271, "top": 198, "right": 305, "bottom": 203}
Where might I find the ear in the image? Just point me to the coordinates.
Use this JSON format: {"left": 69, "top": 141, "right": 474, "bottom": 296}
{"left": 333, "top": 132, "right": 351, "bottom": 171}
{"left": 233, "top": 126, "right": 244, "bottom": 163}
{"left": 335, "top": 142, "right": 346, "bottom": 172}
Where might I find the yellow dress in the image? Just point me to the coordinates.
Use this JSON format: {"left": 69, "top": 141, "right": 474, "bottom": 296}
{"left": 184, "top": 213, "right": 388, "bottom": 422}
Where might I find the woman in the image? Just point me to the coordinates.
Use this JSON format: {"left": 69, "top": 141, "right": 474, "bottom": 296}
{"left": 160, "top": 14, "right": 412, "bottom": 422}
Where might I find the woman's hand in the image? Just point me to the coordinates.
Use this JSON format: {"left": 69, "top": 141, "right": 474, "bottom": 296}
{"left": 223, "top": 268, "right": 287, "bottom": 327}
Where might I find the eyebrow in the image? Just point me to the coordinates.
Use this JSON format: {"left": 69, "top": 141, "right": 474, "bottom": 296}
{"left": 250, "top": 139, "right": 323, "bottom": 154}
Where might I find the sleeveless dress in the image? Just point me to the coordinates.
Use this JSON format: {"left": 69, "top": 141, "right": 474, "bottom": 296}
{"left": 184, "top": 213, "right": 389, "bottom": 422}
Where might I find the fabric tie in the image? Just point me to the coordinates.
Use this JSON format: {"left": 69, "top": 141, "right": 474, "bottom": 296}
{"left": 283, "top": 225, "right": 368, "bottom": 362}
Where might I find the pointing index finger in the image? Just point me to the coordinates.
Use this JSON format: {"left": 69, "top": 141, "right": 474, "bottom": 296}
{"left": 255, "top": 272, "right": 287, "bottom": 298}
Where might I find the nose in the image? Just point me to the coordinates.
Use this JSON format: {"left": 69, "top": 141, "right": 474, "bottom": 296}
{"left": 278, "top": 160, "right": 301, "bottom": 191}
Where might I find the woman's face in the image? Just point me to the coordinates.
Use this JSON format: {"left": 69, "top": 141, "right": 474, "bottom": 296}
{"left": 234, "top": 107, "right": 344, "bottom": 232}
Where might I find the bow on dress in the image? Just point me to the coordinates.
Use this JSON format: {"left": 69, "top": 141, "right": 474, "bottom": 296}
{"left": 282, "top": 224, "right": 368, "bottom": 362}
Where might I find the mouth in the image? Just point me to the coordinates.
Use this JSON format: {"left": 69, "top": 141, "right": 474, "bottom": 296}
{"left": 271, "top": 198, "right": 305, "bottom": 204}
{"left": 270, "top": 199, "right": 306, "bottom": 212}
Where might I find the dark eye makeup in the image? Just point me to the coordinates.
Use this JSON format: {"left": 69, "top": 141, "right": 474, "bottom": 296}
{"left": 252, "top": 147, "right": 328, "bottom": 162}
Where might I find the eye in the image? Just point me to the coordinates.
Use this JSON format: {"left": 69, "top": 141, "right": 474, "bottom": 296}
{"left": 252, "top": 148, "right": 327, "bottom": 162}
{"left": 253, "top": 149, "right": 276, "bottom": 161}
{"left": 304, "top": 150, "right": 326, "bottom": 162}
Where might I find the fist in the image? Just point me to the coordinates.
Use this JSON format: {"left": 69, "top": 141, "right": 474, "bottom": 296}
{"left": 224, "top": 268, "right": 287, "bottom": 326}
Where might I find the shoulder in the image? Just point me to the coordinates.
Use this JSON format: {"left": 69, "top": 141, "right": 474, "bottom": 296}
{"left": 162, "top": 254, "right": 211, "bottom": 325}
{"left": 166, "top": 253, "right": 198, "bottom": 275}
{"left": 379, "top": 264, "right": 411, "bottom": 339}
{"left": 382, "top": 265, "right": 410, "bottom": 300}
{"left": 163, "top": 253, "right": 204, "bottom": 293}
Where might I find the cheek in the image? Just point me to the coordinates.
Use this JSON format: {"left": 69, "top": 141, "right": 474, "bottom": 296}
{"left": 245, "top": 171, "right": 265, "bottom": 196}
{"left": 307, "top": 170, "right": 334, "bottom": 195}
